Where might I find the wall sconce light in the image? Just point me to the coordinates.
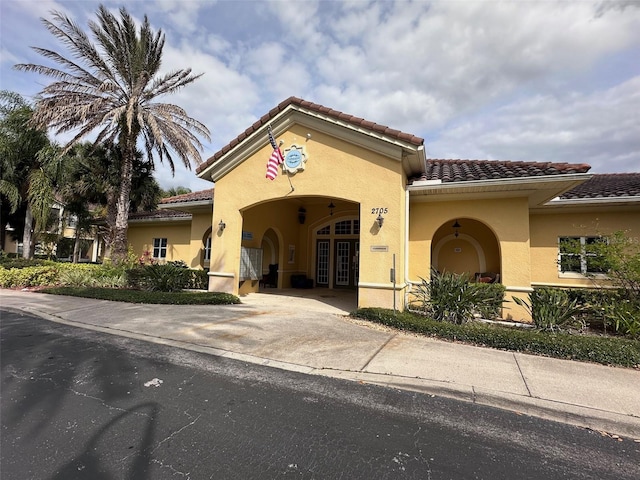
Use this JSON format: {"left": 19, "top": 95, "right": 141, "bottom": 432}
{"left": 452, "top": 219, "right": 461, "bottom": 237}
{"left": 298, "top": 207, "right": 306, "bottom": 224}
{"left": 328, "top": 201, "right": 335, "bottom": 216}
{"left": 376, "top": 213, "right": 384, "bottom": 228}
{"left": 218, "top": 220, "right": 226, "bottom": 232}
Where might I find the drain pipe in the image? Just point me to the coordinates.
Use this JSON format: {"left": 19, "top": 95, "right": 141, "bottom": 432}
{"left": 404, "top": 188, "right": 410, "bottom": 310}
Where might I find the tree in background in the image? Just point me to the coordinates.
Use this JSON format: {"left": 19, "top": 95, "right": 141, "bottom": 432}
{"left": 0, "top": 90, "right": 55, "bottom": 258}
{"left": 15, "top": 5, "right": 210, "bottom": 261}
{"left": 161, "top": 186, "right": 192, "bottom": 198}
{"left": 61, "top": 142, "right": 162, "bottom": 260}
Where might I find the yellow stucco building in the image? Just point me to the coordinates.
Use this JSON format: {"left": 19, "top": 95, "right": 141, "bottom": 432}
{"left": 127, "top": 97, "right": 640, "bottom": 321}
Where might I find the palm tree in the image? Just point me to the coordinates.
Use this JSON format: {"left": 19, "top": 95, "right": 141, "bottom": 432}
{"left": 62, "top": 141, "right": 163, "bottom": 260}
{"left": 0, "top": 90, "right": 54, "bottom": 258}
{"left": 15, "top": 5, "right": 210, "bottom": 261}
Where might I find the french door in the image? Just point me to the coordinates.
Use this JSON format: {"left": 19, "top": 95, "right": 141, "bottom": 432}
{"left": 315, "top": 239, "right": 359, "bottom": 289}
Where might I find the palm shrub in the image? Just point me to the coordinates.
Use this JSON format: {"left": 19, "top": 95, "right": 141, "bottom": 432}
{"left": 513, "top": 287, "right": 583, "bottom": 332}
{"left": 127, "top": 263, "right": 190, "bottom": 292}
{"left": 474, "top": 282, "right": 507, "bottom": 320}
{"left": 605, "top": 299, "right": 640, "bottom": 339}
{"left": 411, "top": 270, "right": 489, "bottom": 324}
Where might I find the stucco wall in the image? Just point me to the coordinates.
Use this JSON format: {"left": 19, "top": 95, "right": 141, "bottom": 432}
{"left": 530, "top": 208, "right": 640, "bottom": 288}
{"left": 189, "top": 212, "right": 213, "bottom": 269}
{"left": 127, "top": 221, "right": 192, "bottom": 263}
{"left": 409, "top": 196, "right": 532, "bottom": 321}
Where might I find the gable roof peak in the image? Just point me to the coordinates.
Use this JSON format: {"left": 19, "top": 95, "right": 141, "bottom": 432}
{"left": 196, "top": 97, "right": 424, "bottom": 176}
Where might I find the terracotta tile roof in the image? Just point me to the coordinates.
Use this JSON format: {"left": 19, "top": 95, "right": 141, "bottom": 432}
{"left": 160, "top": 189, "right": 213, "bottom": 205}
{"left": 561, "top": 173, "right": 640, "bottom": 199}
{"left": 409, "top": 159, "right": 592, "bottom": 184}
{"left": 128, "top": 209, "right": 191, "bottom": 221}
{"left": 196, "top": 97, "right": 425, "bottom": 175}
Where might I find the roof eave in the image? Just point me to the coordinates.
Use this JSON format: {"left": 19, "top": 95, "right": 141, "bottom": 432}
{"left": 546, "top": 195, "right": 640, "bottom": 207}
{"left": 159, "top": 199, "right": 213, "bottom": 210}
{"left": 408, "top": 173, "right": 593, "bottom": 207}
{"left": 128, "top": 215, "right": 192, "bottom": 224}
{"left": 408, "top": 173, "right": 592, "bottom": 193}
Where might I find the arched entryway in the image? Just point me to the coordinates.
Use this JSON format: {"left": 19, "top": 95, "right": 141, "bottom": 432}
{"left": 240, "top": 197, "right": 360, "bottom": 295}
{"left": 431, "top": 218, "right": 501, "bottom": 280}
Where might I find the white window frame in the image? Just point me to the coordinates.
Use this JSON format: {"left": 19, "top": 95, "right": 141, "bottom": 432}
{"left": 203, "top": 236, "right": 212, "bottom": 262}
{"left": 153, "top": 237, "right": 168, "bottom": 259}
{"left": 558, "top": 236, "right": 607, "bottom": 278}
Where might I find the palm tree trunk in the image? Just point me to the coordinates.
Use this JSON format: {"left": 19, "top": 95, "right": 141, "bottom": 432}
{"left": 22, "top": 204, "right": 34, "bottom": 259}
{"left": 73, "top": 230, "right": 80, "bottom": 263}
{"left": 111, "top": 144, "right": 134, "bottom": 262}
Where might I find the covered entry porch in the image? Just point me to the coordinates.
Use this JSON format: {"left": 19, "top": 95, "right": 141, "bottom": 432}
{"left": 240, "top": 196, "right": 362, "bottom": 295}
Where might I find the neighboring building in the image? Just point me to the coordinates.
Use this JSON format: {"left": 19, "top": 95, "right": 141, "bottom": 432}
{"left": 128, "top": 97, "right": 640, "bottom": 321}
{"left": 127, "top": 189, "right": 214, "bottom": 269}
{"left": 2, "top": 201, "right": 100, "bottom": 261}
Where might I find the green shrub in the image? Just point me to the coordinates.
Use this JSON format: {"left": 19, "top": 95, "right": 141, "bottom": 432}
{"left": 58, "top": 266, "right": 96, "bottom": 287}
{"left": 606, "top": 300, "right": 640, "bottom": 339}
{"left": 0, "top": 265, "right": 60, "bottom": 287}
{"left": 352, "top": 308, "right": 640, "bottom": 368}
{"left": 410, "top": 270, "right": 506, "bottom": 323}
{"left": 474, "top": 282, "right": 507, "bottom": 320}
{"left": 126, "top": 263, "right": 190, "bottom": 292}
{"left": 0, "top": 257, "right": 52, "bottom": 269}
{"left": 513, "top": 287, "right": 582, "bottom": 332}
{"left": 40, "top": 287, "right": 240, "bottom": 305}
{"left": 184, "top": 269, "right": 208, "bottom": 290}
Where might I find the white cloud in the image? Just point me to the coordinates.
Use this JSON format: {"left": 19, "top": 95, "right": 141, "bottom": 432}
{"left": 2, "top": 0, "right": 639, "bottom": 191}
{"left": 427, "top": 76, "right": 640, "bottom": 172}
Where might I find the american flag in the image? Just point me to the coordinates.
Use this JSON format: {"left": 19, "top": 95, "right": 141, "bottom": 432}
{"left": 266, "top": 127, "right": 284, "bottom": 180}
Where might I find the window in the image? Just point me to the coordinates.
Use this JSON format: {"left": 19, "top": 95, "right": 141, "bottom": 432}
{"left": 335, "top": 220, "right": 352, "bottom": 235}
{"left": 203, "top": 236, "right": 211, "bottom": 262}
{"left": 558, "top": 236, "right": 608, "bottom": 275}
{"left": 153, "top": 238, "right": 167, "bottom": 259}
{"left": 240, "top": 247, "right": 262, "bottom": 280}
{"left": 317, "top": 225, "right": 330, "bottom": 235}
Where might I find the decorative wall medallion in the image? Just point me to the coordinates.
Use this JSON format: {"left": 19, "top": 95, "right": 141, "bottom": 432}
{"left": 282, "top": 144, "right": 307, "bottom": 174}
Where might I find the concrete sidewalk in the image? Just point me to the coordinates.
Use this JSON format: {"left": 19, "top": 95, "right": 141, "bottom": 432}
{"left": 1, "top": 289, "right": 639, "bottom": 438}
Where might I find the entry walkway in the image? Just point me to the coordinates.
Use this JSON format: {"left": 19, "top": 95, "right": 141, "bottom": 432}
{"left": 254, "top": 287, "right": 357, "bottom": 315}
{"left": 1, "top": 289, "right": 638, "bottom": 438}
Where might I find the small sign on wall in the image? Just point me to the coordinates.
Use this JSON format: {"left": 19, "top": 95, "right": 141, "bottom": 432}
{"left": 371, "top": 245, "right": 389, "bottom": 252}
{"left": 454, "top": 247, "right": 462, "bottom": 253}
{"left": 242, "top": 231, "right": 253, "bottom": 240}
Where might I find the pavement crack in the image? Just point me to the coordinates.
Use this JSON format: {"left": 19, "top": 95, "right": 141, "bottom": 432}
{"left": 151, "top": 459, "right": 191, "bottom": 478}
{"left": 358, "top": 333, "right": 397, "bottom": 371}
{"left": 152, "top": 414, "right": 202, "bottom": 453}
{"left": 69, "top": 389, "right": 152, "bottom": 417}
{"left": 513, "top": 353, "right": 532, "bottom": 397}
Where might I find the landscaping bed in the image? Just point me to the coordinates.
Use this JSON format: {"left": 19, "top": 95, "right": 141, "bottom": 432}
{"left": 39, "top": 286, "right": 240, "bottom": 305}
{"left": 351, "top": 307, "right": 640, "bottom": 368}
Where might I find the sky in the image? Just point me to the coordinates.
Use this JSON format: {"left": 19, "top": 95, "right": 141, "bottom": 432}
{"left": 1, "top": 0, "right": 639, "bottom": 192}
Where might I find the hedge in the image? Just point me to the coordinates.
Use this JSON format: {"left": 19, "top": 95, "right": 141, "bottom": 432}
{"left": 39, "top": 287, "right": 240, "bottom": 305}
{"left": 352, "top": 308, "right": 640, "bottom": 368}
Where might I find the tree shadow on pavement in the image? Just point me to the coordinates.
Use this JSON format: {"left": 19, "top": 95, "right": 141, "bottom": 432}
{"left": 48, "top": 402, "right": 160, "bottom": 480}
